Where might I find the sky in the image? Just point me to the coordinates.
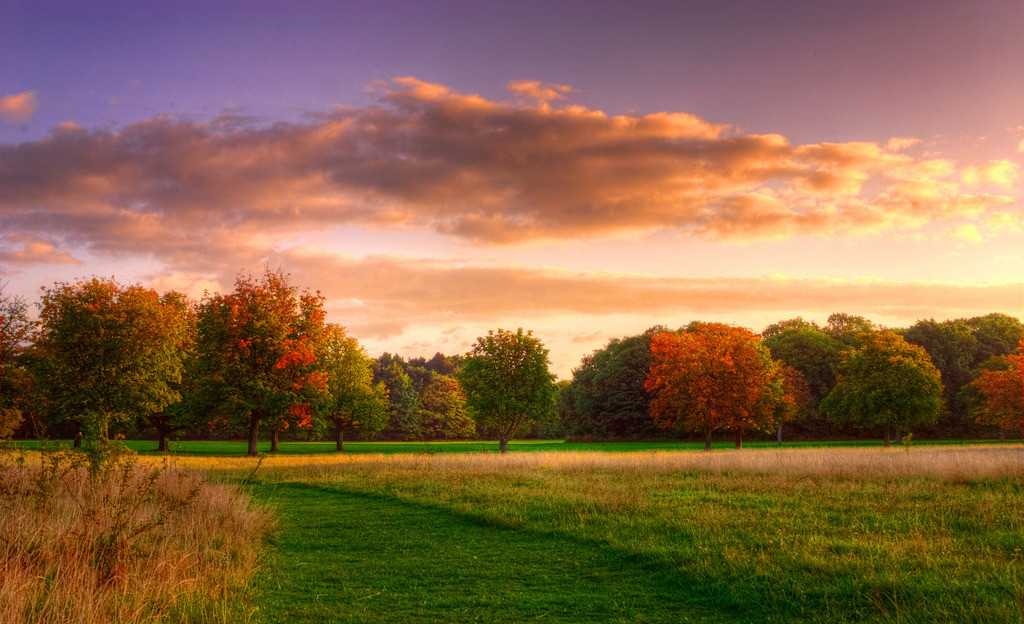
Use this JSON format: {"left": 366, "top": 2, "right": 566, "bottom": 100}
{"left": 2, "top": 0, "right": 1023, "bottom": 376}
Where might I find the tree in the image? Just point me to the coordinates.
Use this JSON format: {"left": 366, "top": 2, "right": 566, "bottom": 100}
{"left": 562, "top": 328, "right": 662, "bottom": 439}
{"left": 141, "top": 292, "right": 198, "bottom": 452}
{"left": 825, "top": 313, "right": 876, "bottom": 347}
{"left": 34, "top": 278, "right": 188, "bottom": 456}
{"left": 762, "top": 321, "right": 843, "bottom": 408}
{"left": 0, "top": 286, "right": 33, "bottom": 439}
{"left": 772, "top": 364, "right": 811, "bottom": 443}
{"left": 903, "top": 319, "right": 978, "bottom": 430}
{"left": 969, "top": 340, "right": 1024, "bottom": 436}
{"left": 645, "top": 323, "right": 778, "bottom": 450}
{"left": 196, "top": 269, "right": 327, "bottom": 456}
{"left": 375, "top": 355, "right": 421, "bottom": 439}
{"left": 317, "top": 325, "right": 388, "bottom": 450}
{"left": 459, "top": 328, "right": 556, "bottom": 453}
{"left": 418, "top": 373, "right": 476, "bottom": 439}
{"left": 965, "top": 313, "right": 1024, "bottom": 364}
{"left": 821, "top": 330, "right": 942, "bottom": 445}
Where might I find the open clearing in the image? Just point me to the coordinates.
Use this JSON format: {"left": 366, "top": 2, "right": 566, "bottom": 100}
{"left": 158, "top": 445, "right": 1024, "bottom": 623}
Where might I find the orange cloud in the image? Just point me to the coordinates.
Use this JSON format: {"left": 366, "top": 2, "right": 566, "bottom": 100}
{"left": 0, "top": 235, "right": 79, "bottom": 265}
{"left": 0, "top": 78, "right": 1018, "bottom": 265}
{"left": 0, "top": 91, "right": 37, "bottom": 123}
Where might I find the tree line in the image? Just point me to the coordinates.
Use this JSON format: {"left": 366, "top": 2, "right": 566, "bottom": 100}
{"left": 2, "top": 271, "right": 1022, "bottom": 453}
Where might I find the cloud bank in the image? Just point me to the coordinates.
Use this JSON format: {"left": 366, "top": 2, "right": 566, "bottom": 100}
{"left": 1, "top": 77, "right": 1020, "bottom": 270}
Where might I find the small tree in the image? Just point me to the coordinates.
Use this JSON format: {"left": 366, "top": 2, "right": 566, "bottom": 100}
{"left": 141, "top": 292, "right": 198, "bottom": 452}
{"left": 195, "top": 269, "right": 327, "bottom": 456}
{"left": 35, "top": 278, "right": 188, "bottom": 456}
{"left": 821, "top": 330, "right": 942, "bottom": 445}
{"left": 645, "top": 323, "right": 778, "bottom": 450}
{"left": 418, "top": 373, "right": 476, "bottom": 439}
{"left": 318, "top": 324, "right": 388, "bottom": 450}
{"left": 459, "top": 329, "right": 556, "bottom": 453}
{"left": 375, "top": 355, "right": 421, "bottom": 440}
{"left": 772, "top": 364, "right": 811, "bottom": 444}
{"left": 970, "top": 340, "right": 1024, "bottom": 437}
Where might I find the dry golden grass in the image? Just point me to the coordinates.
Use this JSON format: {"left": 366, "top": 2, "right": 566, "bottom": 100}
{"left": 162, "top": 444, "right": 1024, "bottom": 482}
{"left": 0, "top": 452, "right": 272, "bottom": 624}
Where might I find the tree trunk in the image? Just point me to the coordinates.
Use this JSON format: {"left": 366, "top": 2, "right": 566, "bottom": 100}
{"left": 270, "top": 428, "right": 280, "bottom": 453}
{"left": 776, "top": 423, "right": 783, "bottom": 445}
{"left": 884, "top": 425, "right": 892, "bottom": 447}
{"left": 335, "top": 423, "right": 345, "bottom": 452}
{"left": 734, "top": 428, "right": 743, "bottom": 449}
{"left": 703, "top": 429, "right": 712, "bottom": 451}
{"left": 247, "top": 414, "right": 259, "bottom": 457}
{"left": 157, "top": 429, "right": 169, "bottom": 452}
{"left": 73, "top": 427, "right": 83, "bottom": 449}
{"left": 498, "top": 435, "right": 509, "bottom": 454}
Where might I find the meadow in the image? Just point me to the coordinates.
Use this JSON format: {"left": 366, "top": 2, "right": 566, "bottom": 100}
{"left": 5, "top": 442, "right": 1024, "bottom": 623}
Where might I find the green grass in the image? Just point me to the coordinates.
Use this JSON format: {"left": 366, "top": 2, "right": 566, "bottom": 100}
{"left": 13, "top": 437, "right": 1021, "bottom": 456}
{"left": 236, "top": 451, "right": 1024, "bottom": 623}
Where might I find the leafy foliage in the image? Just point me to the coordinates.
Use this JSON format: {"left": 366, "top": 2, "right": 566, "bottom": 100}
{"left": 459, "top": 329, "right": 556, "bottom": 452}
{"left": 317, "top": 324, "right": 388, "bottom": 449}
{"left": 195, "top": 269, "right": 327, "bottom": 455}
{"left": 417, "top": 373, "right": 476, "bottom": 439}
{"left": 645, "top": 323, "right": 780, "bottom": 448}
{"left": 970, "top": 340, "right": 1024, "bottom": 436}
{"left": 34, "top": 278, "right": 189, "bottom": 450}
{"left": 821, "top": 330, "right": 942, "bottom": 443}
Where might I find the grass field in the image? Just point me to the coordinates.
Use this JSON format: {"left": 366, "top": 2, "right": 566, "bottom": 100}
{"left": 12, "top": 437, "right": 1023, "bottom": 455}
{"left": 9, "top": 443, "right": 1024, "bottom": 622}
{"left": 169, "top": 445, "right": 1024, "bottom": 623}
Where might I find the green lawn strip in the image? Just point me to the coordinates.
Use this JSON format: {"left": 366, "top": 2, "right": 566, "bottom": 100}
{"left": 13, "top": 437, "right": 1022, "bottom": 456}
{"left": 248, "top": 480, "right": 733, "bottom": 624}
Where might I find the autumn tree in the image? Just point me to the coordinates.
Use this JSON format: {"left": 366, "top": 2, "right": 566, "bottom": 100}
{"left": 969, "top": 340, "right": 1024, "bottom": 436}
{"left": 317, "top": 324, "right": 388, "bottom": 450}
{"left": 561, "top": 329, "right": 663, "bottom": 439}
{"left": 772, "top": 364, "right": 811, "bottom": 443}
{"left": 0, "top": 286, "right": 33, "bottom": 439}
{"left": 645, "top": 323, "right": 779, "bottom": 449}
{"left": 34, "top": 278, "right": 188, "bottom": 455}
{"left": 417, "top": 373, "right": 476, "bottom": 439}
{"left": 821, "top": 330, "right": 942, "bottom": 445}
{"left": 459, "top": 328, "right": 556, "bottom": 453}
{"left": 195, "top": 269, "right": 327, "bottom": 456}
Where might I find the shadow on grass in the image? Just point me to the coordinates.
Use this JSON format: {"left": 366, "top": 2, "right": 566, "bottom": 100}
{"left": 249, "top": 481, "right": 747, "bottom": 624}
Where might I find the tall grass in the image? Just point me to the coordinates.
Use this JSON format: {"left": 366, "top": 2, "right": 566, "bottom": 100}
{"left": 0, "top": 452, "right": 272, "bottom": 624}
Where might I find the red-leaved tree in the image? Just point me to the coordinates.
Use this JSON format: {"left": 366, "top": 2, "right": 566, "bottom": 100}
{"left": 971, "top": 339, "right": 1024, "bottom": 436}
{"left": 645, "top": 323, "right": 779, "bottom": 449}
{"left": 196, "top": 269, "right": 327, "bottom": 455}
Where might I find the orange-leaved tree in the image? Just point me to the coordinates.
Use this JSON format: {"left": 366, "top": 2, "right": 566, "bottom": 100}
{"left": 970, "top": 339, "right": 1024, "bottom": 436}
{"left": 644, "top": 323, "right": 779, "bottom": 449}
{"left": 196, "top": 269, "right": 327, "bottom": 456}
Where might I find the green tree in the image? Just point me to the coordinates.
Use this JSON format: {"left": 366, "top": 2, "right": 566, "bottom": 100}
{"left": 762, "top": 320, "right": 844, "bottom": 408}
{"left": 318, "top": 324, "right": 388, "bottom": 450}
{"left": 460, "top": 328, "right": 556, "bottom": 453}
{"left": 825, "top": 313, "right": 876, "bottom": 347}
{"left": 34, "top": 278, "right": 188, "bottom": 457}
{"left": 821, "top": 330, "right": 942, "bottom": 445}
{"left": 141, "top": 292, "right": 199, "bottom": 452}
{"left": 965, "top": 313, "right": 1024, "bottom": 364}
{"left": 562, "top": 328, "right": 662, "bottom": 439}
{"left": 417, "top": 373, "right": 476, "bottom": 439}
{"left": 195, "top": 269, "right": 327, "bottom": 456}
{"left": 375, "top": 354, "right": 421, "bottom": 439}
{"left": 903, "top": 319, "right": 977, "bottom": 430}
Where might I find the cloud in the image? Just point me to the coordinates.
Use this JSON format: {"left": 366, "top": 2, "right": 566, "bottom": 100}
{"left": 0, "top": 235, "right": 79, "bottom": 265}
{"left": 0, "top": 77, "right": 1019, "bottom": 269}
{"left": 272, "top": 251, "right": 1024, "bottom": 338}
{"left": 886, "top": 136, "right": 921, "bottom": 151}
{"left": 0, "top": 91, "right": 37, "bottom": 123}
{"left": 1018, "top": 138, "right": 1024, "bottom": 153}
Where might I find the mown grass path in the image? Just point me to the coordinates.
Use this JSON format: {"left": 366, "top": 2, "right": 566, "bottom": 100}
{"left": 249, "top": 481, "right": 728, "bottom": 623}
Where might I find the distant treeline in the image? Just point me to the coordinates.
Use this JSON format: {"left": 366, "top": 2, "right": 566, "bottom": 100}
{"left": 1, "top": 270, "right": 1022, "bottom": 453}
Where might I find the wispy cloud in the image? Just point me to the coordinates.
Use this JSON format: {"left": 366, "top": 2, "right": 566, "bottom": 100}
{"left": 0, "top": 91, "right": 37, "bottom": 123}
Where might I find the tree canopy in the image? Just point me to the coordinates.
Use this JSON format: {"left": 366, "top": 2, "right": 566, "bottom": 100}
{"left": 459, "top": 328, "right": 556, "bottom": 452}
